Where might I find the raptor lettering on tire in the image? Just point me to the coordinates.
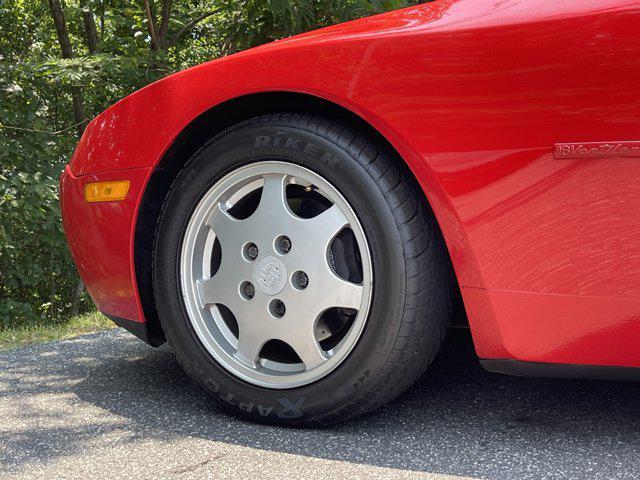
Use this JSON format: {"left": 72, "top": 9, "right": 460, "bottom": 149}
{"left": 153, "top": 113, "right": 454, "bottom": 426}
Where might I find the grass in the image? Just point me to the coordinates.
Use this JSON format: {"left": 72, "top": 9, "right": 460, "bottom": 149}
{"left": 0, "top": 311, "right": 115, "bottom": 350}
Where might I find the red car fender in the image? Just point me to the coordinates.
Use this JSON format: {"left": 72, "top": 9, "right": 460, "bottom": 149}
{"left": 64, "top": 0, "right": 640, "bottom": 366}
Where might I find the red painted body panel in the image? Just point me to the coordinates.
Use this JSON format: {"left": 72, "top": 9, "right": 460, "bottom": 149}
{"left": 60, "top": 166, "right": 151, "bottom": 321}
{"left": 62, "top": 0, "right": 640, "bottom": 367}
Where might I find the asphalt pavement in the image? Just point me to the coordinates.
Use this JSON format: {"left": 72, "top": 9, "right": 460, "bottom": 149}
{"left": 1, "top": 327, "right": 639, "bottom": 479}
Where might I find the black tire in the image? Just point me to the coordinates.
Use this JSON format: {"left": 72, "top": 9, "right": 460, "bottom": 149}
{"left": 153, "top": 113, "right": 454, "bottom": 426}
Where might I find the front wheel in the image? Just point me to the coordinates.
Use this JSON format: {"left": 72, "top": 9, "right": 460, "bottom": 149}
{"left": 153, "top": 113, "right": 453, "bottom": 425}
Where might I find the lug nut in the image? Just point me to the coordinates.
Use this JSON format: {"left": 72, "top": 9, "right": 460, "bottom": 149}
{"left": 274, "top": 300, "right": 286, "bottom": 316}
{"left": 243, "top": 282, "right": 255, "bottom": 299}
{"left": 270, "top": 299, "right": 286, "bottom": 318}
{"left": 245, "top": 243, "right": 258, "bottom": 260}
{"left": 278, "top": 236, "right": 291, "bottom": 254}
{"left": 297, "top": 271, "right": 309, "bottom": 289}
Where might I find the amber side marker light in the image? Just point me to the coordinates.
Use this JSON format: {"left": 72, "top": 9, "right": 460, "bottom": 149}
{"left": 84, "top": 180, "right": 130, "bottom": 203}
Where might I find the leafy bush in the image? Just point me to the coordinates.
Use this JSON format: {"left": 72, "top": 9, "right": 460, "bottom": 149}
{"left": 0, "top": 0, "right": 418, "bottom": 328}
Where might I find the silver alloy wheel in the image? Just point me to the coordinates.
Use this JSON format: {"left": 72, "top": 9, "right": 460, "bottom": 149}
{"left": 180, "top": 161, "right": 373, "bottom": 389}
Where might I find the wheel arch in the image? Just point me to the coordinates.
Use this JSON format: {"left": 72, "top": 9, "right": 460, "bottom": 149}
{"left": 134, "top": 91, "right": 467, "bottom": 343}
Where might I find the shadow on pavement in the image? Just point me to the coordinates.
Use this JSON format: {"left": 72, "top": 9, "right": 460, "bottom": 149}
{"left": 2, "top": 328, "right": 639, "bottom": 479}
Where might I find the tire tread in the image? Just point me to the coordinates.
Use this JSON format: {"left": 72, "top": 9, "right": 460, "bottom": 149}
{"left": 153, "top": 112, "right": 454, "bottom": 426}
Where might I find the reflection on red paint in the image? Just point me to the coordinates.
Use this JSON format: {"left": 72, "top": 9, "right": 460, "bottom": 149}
{"left": 62, "top": 0, "right": 640, "bottom": 367}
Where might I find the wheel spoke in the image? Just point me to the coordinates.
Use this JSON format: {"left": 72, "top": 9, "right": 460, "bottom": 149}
{"left": 256, "top": 174, "right": 289, "bottom": 217}
{"left": 197, "top": 275, "right": 229, "bottom": 308}
{"left": 288, "top": 329, "right": 327, "bottom": 371}
{"left": 322, "top": 275, "right": 363, "bottom": 310}
{"left": 196, "top": 258, "right": 250, "bottom": 314}
{"left": 236, "top": 327, "right": 268, "bottom": 367}
{"left": 304, "top": 204, "right": 349, "bottom": 247}
{"left": 207, "top": 204, "right": 238, "bottom": 242}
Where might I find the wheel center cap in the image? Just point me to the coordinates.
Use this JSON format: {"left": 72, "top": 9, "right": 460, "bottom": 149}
{"left": 253, "top": 256, "right": 287, "bottom": 295}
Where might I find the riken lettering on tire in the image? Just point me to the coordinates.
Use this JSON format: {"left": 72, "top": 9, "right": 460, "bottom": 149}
{"left": 153, "top": 114, "right": 453, "bottom": 426}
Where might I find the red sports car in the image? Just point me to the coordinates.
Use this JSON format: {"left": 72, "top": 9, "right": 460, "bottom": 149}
{"left": 60, "top": 0, "right": 640, "bottom": 425}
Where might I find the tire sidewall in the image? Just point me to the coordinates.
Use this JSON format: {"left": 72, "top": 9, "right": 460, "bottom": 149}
{"left": 154, "top": 121, "right": 408, "bottom": 424}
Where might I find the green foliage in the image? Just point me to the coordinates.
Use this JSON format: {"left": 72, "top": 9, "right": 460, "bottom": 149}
{"left": 0, "top": 311, "right": 113, "bottom": 350}
{"left": 0, "top": 0, "right": 420, "bottom": 328}
{"left": 212, "top": 0, "right": 411, "bottom": 53}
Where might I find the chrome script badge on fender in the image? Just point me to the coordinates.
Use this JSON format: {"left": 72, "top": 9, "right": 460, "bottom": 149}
{"left": 554, "top": 141, "right": 640, "bottom": 159}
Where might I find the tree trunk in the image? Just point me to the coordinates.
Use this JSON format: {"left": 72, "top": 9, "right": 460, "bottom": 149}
{"left": 70, "top": 90, "right": 86, "bottom": 137}
{"left": 143, "top": 0, "right": 160, "bottom": 50}
{"left": 99, "top": 0, "right": 105, "bottom": 40}
{"left": 70, "top": 280, "right": 85, "bottom": 317}
{"left": 143, "top": 0, "right": 173, "bottom": 51}
{"left": 80, "top": 0, "right": 99, "bottom": 54}
{"left": 48, "top": 0, "right": 74, "bottom": 58}
{"left": 158, "top": 0, "right": 173, "bottom": 49}
{"left": 48, "top": 0, "right": 88, "bottom": 137}
{"left": 48, "top": 0, "right": 88, "bottom": 312}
